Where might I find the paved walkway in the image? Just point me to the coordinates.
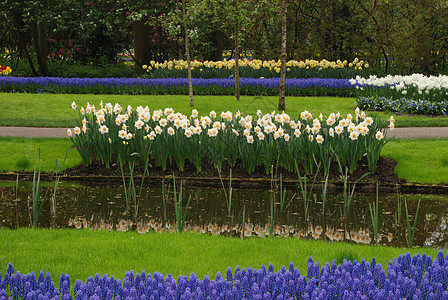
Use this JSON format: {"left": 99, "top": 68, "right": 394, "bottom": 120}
{"left": 0, "top": 126, "right": 447, "bottom": 139}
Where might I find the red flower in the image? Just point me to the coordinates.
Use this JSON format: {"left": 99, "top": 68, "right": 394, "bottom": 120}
{"left": 152, "top": 39, "right": 156, "bottom": 43}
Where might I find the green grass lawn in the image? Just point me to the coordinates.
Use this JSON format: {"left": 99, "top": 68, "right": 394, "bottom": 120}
{"left": 0, "top": 137, "right": 447, "bottom": 184}
{"left": 381, "top": 138, "right": 448, "bottom": 184}
{"left": 0, "top": 137, "right": 82, "bottom": 172}
{"left": 0, "top": 93, "right": 446, "bottom": 127}
{"left": 0, "top": 228, "right": 439, "bottom": 284}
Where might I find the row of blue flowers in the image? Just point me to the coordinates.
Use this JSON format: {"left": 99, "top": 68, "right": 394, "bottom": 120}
{"left": 0, "top": 77, "right": 355, "bottom": 97}
{"left": 356, "top": 96, "right": 448, "bottom": 116}
{"left": 2, "top": 251, "right": 448, "bottom": 299}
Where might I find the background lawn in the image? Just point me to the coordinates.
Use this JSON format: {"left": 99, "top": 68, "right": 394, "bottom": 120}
{"left": 1, "top": 93, "right": 446, "bottom": 127}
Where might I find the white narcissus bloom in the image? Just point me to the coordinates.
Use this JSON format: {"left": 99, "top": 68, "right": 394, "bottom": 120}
{"left": 294, "top": 129, "right": 301, "bottom": 137}
{"left": 232, "top": 129, "right": 239, "bottom": 136}
{"left": 185, "top": 130, "right": 192, "bottom": 138}
{"left": 207, "top": 128, "right": 218, "bottom": 137}
{"left": 210, "top": 110, "right": 217, "bottom": 118}
{"left": 246, "top": 135, "right": 254, "bottom": 144}
{"left": 349, "top": 131, "right": 359, "bottom": 140}
{"left": 167, "top": 127, "right": 175, "bottom": 135}
{"left": 80, "top": 107, "right": 85, "bottom": 115}
{"left": 113, "top": 103, "right": 122, "bottom": 114}
{"left": 118, "top": 130, "right": 127, "bottom": 139}
{"left": 66, "top": 129, "right": 72, "bottom": 136}
{"left": 148, "top": 131, "right": 156, "bottom": 140}
{"left": 164, "top": 107, "right": 174, "bottom": 115}
{"left": 108, "top": 138, "right": 112, "bottom": 144}
{"left": 126, "top": 133, "right": 133, "bottom": 140}
{"left": 99, "top": 125, "right": 109, "bottom": 134}
{"left": 329, "top": 128, "right": 334, "bottom": 137}
{"left": 194, "top": 126, "right": 202, "bottom": 134}
{"left": 308, "top": 135, "right": 314, "bottom": 142}
{"left": 73, "top": 127, "right": 81, "bottom": 135}
{"left": 316, "top": 134, "right": 324, "bottom": 144}
{"left": 191, "top": 109, "right": 198, "bottom": 118}
{"left": 82, "top": 125, "right": 87, "bottom": 133}
{"left": 134, "top": 120, "right": 145, "bottom": 129}
{"left": 284, "top": 133, "right": 290, "bottom": 141}
{"left": 335, "top": 125, "right": 343, "bottom": 135}
{"left": 159, "top": 118, "right": 167, "bottom": 127}
{"left": 376, "top": 131, "right": 384, "bottom": 140}
{"left": 258, "top": 132, "right": 265, "bottom": 140}
{"left": 71, "top": 101, "right": 77, "bottom": 110}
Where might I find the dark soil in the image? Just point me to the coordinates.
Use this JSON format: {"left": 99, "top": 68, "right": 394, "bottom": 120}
{"left": 61, "top": 156, "right": 404, "bottom": 187}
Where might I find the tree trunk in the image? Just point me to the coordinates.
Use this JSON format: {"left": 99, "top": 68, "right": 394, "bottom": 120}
{"left": 132, "top": 20, "right": 151, "bottom": 73}
{"left": 235, "top": 21, "right": 240, "bottom": 101}
{"left": 183, "top": 0, "right": 194, "bottom": 107}
{"left": 32, "top": 22, "right": 48, "bottom": 76}
{"left": 214, "top": 30, "right": 224, "bottom": 61}
{"left": 13, "top": 13, "right": 38, "bottom": 76}
{"left": 278, "top": 0, "right": 287, "bottom": 111}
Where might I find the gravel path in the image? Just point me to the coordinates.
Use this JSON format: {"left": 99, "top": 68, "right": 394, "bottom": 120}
{"left": 0, "top": 126, "right": 447, "bottom": 139}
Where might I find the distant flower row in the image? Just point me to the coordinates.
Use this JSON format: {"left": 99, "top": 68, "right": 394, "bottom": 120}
{"left": 350, "top": 74, "right": 448, "bottom": 104}
{"left": 357, "top": 96, "right": 448, "bottom": 116}
{"left": 68, "top": 102, "right": 393, "bottom": 175}
{"left": 0, "top": 77, "right": 355, "bottom": 96}
{"left": 0, "top": 65, "right": 11, "bottom": 76}
{"left": 142, "top": 58, "right": 369, "bottom": 79}
{"left": 2, "top": 251, "right": 448, "bottom": 299}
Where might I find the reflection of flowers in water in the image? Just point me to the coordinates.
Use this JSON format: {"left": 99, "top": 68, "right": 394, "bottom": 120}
{"left": 68, "top": 217, "right": 394, "bottom": 244}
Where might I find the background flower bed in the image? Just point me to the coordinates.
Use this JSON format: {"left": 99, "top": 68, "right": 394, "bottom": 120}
{"left": 0, "top": 77, "right": 355, "bottom": 97}
{"left": 2, "top": 251, "right": 448, "bottom": 299}
{"left": 356, "top": 97, "right": 448, "bottom": 116}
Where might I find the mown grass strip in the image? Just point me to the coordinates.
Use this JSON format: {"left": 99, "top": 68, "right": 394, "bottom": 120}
{"left": 0, "top": 137, "right": 82, "bottom": 172}
{"left": 0, "top": 93, "right": 446, "bottom": 127}
{"left": 381, "top": 138, "right": 448, "bottom": 184}
{"left": 0, "top": 228, "right": 438, "bottom": 284}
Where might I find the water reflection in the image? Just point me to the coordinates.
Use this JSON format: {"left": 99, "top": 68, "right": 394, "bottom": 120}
{"left": 0, "top": 182, "right": 447, "bottom": 248}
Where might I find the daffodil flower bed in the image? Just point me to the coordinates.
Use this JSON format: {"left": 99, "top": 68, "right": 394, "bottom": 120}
{"left": 68, "top": 102, "right": 394, "bottom": 175}
{"left": 2, "top": 251, "right": 448, "bottom": 299}
{"left": 0, "top": 65, "right": 12, "bottom": 76}
{"left": 0, "top": 77, "right": 354, "bottom": 96}
{"left": 140, "top": 58, "right": 369, "bottom": 79}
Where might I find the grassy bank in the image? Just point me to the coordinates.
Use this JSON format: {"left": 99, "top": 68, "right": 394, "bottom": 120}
{"left": 0, "top": 228, "right": 439, "bottom": 285}
{"left": 0, "top": 137, "right": 447, "bottom": 185}
{"left": 381, "top": 138, "right": 448, "bottom": 184}
{"left": 0, "top": 93, "right": 446, "bottom": 127}
{"left": 0, "top": 137, "right": 81, "bottom": 172}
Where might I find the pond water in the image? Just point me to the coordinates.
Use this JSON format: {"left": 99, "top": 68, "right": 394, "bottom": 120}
{"left": 0, "top": 180, "right": 447, "bottom": 248}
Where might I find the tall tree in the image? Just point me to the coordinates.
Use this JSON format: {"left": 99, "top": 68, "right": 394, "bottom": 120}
{"left": 182, "top": 0, "right": 194, "bottom": 107}
{"left": 278, "top": 0, "right": 287, "bottom": 111}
